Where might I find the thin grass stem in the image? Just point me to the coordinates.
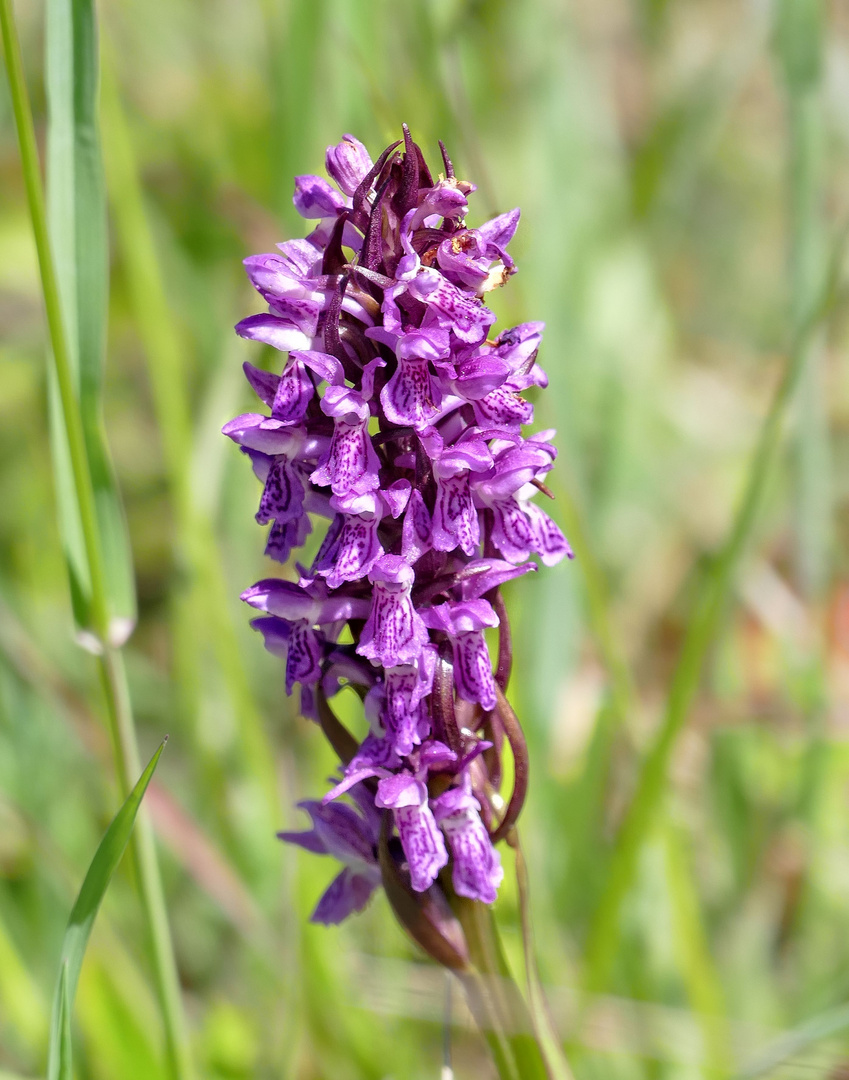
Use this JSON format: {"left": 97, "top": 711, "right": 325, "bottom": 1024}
{"left": 0, "top": 0, "right": 108, "bottom": 640}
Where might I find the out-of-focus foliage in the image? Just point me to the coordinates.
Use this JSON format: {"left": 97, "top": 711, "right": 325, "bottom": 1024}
{"left": 2, "top": 0, "right": 849, "bottom": 1077}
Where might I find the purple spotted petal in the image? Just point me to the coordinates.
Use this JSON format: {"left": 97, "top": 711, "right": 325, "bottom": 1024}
{"left": 285, "top": 619, "right": 324, "bottom": 695}
{"left": 376, "top": 777, "right": 448, "bottom": 893}
{"left": 472, "top": 387, "right": 534, "bottom": 432}
{"left": 383, "top": 661, "right": 434, "bottom": 757}
{"left": 402, "top": 490, "right": 433, "bottom": 563}
{"left": 267, "top": 296, "right": 322, "bottom": 337}
{"left": 358, "top": 556, "right": 429, "bottom": 667}
{"left": 488, "top": 497, "right": 537, "bottom": 563}
{"left": 407, "top": 269, "right": 496, "bottom": 344}
{"left": 280, "top": 798, "right": 377, "bottom": 865}
{"left": 420, "top": 601, "right": 498, "bottom": 709}
{"left": 432, "top": 788, "right": 503, "bottom": 903}
{"left": 268, "top": 357, "right": 316, "bottom": 423}
{"left": 348, "top": 730, "right": 402, "bottom": 772}
{"left": 311, "top": 406, "right": 381, "bottom": 498}
{"left": 323, "top": 513, "right": 384, "bottom": 588}
{"left": 266, "top": 514, "right": 312, "bottom": 564}
{"left": 256, "top": 457, "right": 307, "bottom": 525}
{"left": 452, "top": 630, "right": 497, "bottom": 710}
{"left": 380, "top": 356, "right": 442, "bottom": 429}
{"left": 432, "top": 472, "right": 480, "bottom": 556}
{"left": 524, "top": 502, "right": 574, "bottom": 566}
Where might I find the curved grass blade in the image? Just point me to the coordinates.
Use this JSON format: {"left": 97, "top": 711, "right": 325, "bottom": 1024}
{"left": 733, "top": 1001, "right": 849, "bottom": 1080}
{"left": 46, "top": 740, "right": 166, "bottom": 1080}
{"left": 45, "top": 0, "right": 135, "bottom": 645}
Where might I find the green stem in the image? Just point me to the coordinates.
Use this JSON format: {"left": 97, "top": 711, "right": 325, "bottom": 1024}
{"left": 513, "top": 838, "right": 574, "bottom": 1080}
{"left": 581, "top": 220, "right": 843, "bottom": 995}
{"left": 779, "top": 0, "right": 830, "bottom": 601}
{"left": 0, "top": 7, "right": 192, "bottom": 1078}
{"left": 101, "top": 654, "right": 193, "bottom": 1080}
{"left": 453, "top": 898, "right": 551, "bottom": 1080}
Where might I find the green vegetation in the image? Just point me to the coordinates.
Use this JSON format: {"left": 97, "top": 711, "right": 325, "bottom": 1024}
{"left": 1, "top": 0, "right": 849, "bottom": 1077}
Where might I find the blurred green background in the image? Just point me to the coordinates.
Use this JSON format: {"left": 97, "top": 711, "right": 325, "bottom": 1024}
{"left": 2, "top": 0, "right": 849, "bottom": 1077}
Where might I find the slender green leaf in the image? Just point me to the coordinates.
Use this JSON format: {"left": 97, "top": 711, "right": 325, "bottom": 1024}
{"left": 53, "top": 963, "right": 71, "bottom": 1080}
{"left": 45, "top": 0, "right": 135, "bottom": 644}
{"left": 734, "top": 1001, "right": 849, "bottom": 1080}
{"left": 46, "top": 741, "right": 166, "bottom": 1080}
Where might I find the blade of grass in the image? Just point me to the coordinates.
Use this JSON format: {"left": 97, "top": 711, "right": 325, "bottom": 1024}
{"left": 0, "top": 0, "right": 109, "bottom": 646}
{"left": 513, "top": 836, "right": 574, "bottom": 1080}
{"left": 0, "top": 6, "right": 193, "bottom": 1078}
{"left": 581, "top": 222, "right": 847, "bottom": 995}
{"left": 44, "top": 0, "right": 135, "bottom": 643}
{"left": 775, "top": 0, "right": 831, "bottom": 602}
{"left": 733, "top": 1001, "right": 849, "bottom": 1080}
{"left": 663, "top": 820, "right": 730, "bottom": 1078}
{"left": 47, "top": 740, "right": 165, "bottom": 1080}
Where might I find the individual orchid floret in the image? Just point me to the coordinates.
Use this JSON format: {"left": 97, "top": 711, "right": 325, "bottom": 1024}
{"left": 226, "top": 128, "right": 574, "bottom": 935}
{"left": 433, "top": 782, "right": 503, "bottom": 904}
{"left": 359, "top": 555, "right": 429, "bottom": 668}
{"left": 423, "top": 430, "right": 492, "bottom": 556}
{"left": 311, "top": 384, "right": 381, "bottom": 497}
{"left": 369, "top": 646, "right": 437, "bottom": 757}
{"left": 376, "top": 773, "right": 449, "bottom": 893}
{"left": 326, "top": 134, "right": 374, "bottom": 198}
{"left": 421, "top": 599, "right": 500, "bottom": 710}
{"left": 279, "top": 787, "right": 382, "bottom": 924}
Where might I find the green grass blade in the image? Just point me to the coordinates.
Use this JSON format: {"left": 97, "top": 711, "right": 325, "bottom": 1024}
{"left": 663, "top": 821, "right": 730, "bottom": 1077}
{"left": 733, "top": 1001, "right": 849, "bottom": 1080}
{"left": 775, "top": 0, "right": 832, "bottom": 601}
{"left": 46, "top": 740, "right": 166, "bottom": 1080}
{"left": 53, "top": 963, "right": 71, "bottom": 1080}
{"left": 45, "top": 0, "right": 135, "bottom": 643}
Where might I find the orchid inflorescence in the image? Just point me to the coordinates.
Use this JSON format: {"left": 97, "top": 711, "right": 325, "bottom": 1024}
{"left": 224, "top": 127, "right": 571, "bottom": 944}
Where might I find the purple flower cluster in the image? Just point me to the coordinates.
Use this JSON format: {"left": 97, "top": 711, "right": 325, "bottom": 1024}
{"left": 225, "top": 129, "right": 571, "bottom": 928}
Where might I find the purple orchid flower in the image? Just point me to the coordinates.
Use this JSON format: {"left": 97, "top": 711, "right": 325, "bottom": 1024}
{"left": 279, "top": 784, "right": 382, "bottom": 923}
{"left": 225, "top": 128, "right": 573, "bottom": 931}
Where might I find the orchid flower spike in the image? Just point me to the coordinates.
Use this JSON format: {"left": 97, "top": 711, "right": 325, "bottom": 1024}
{"left": 226, "top": 128, "right": 573, "bottom": 945}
